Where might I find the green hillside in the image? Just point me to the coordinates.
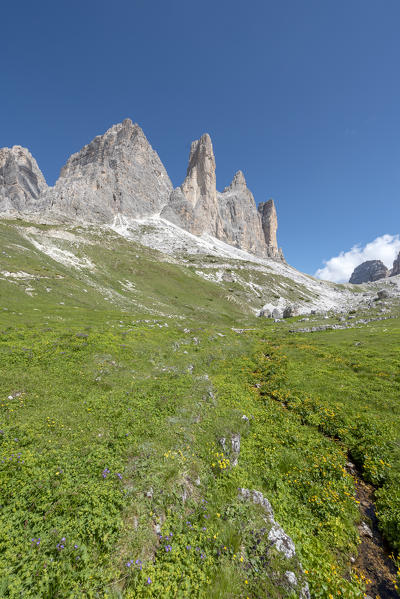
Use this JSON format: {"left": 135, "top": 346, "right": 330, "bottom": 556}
{"left": 0, "top": 220, "right": 399, "bottom": 598}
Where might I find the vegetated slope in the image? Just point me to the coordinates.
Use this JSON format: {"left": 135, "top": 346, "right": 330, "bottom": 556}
{"left": 0, "top": 218, "right": 377, "bottom": 320}
{"left": 1, "top": 218, "right": 400, "bottom": 598}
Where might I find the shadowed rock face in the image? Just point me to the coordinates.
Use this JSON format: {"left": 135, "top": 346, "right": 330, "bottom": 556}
{"left": 258, "top": 200, "right": 277, "bottom": 251}
{"left": 391, "top": 252, "right": 400, "bottom": 277}
{"left": 349, "top": 260, "right": 389, "bottom": 284}
{"left": 258, "top": 199, "right": 284, "bottom": 260}
{"left": 42, "top": 119, "right": 173, "bottom": 223}
{"left": 0, "top": 146, "right": 47, "bottom": 213}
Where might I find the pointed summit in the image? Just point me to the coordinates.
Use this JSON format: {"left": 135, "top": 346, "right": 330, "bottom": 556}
{"left": 42, "top": 119, "right": 173, "bottom": 223}
{"left": 224, "top": 170, "right": 247, "bottom": 191}
{"left": 162, "top": 133, "right": 221, "bottom": 236}
{"left": 0, "top": 145, "right": 47, "bottom": 214}
{"left": 181, "top": 133, "right": 217, "bottom": 210}
{"left": 163, "top": 135, "right": 285, "bottom": 260}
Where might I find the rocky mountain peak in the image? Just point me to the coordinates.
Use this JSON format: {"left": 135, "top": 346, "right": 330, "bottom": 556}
{"left": 187, "top": 133, "right": 213, "bottom": 167}
{"left": 0, "top": 145, "right": 47, "bottom": 213}
{"left": 0, "top": 121, "right": 286, "bottom": 263}
{"left": 217, "top": 171, "right": 269, "bottom": 257}
{"left": 42, "top": 119, "right": 173, "bottom": 222}
{"left": 181, "top": 133, "right": 216, "bottom": 209}
{"left": 162, "top": 133, "right": 221, "bottom": 236}
{"left": 224, "top": 170, "right": 247, "bottom": 191}
{"left": 349, "top": 260, "right": 389, "bottom": 284}
{"left": 151, "top": 132, "right": 285, "bottom": 260}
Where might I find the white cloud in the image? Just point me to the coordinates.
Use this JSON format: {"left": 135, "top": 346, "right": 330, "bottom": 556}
{"left": 315, "top": 234, "right": 400, "bottom": 283}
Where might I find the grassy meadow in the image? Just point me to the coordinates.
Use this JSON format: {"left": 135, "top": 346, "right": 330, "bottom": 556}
{"left": 0, "top": 220, "right": 399, "bottom": 598}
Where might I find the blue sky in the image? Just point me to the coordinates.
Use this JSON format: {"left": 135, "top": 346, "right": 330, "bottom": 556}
{"left": 1, "top": 0, "right": 399, "bottom": 278}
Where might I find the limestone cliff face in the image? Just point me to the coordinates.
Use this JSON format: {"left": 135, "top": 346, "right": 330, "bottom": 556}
{"left": 217, "top": 171, "right": 268, "bottom": 256}
{"left": 42, "top": 119, "right": 173, "bottom": 223}
{"left": 0, "top": 146, "right": 47, "bottom": 213}
{"left": 0, "top": 120, "right": 285, "bottom": 261}
{"left": 161, "top": 134, "right": 222, "bottom": 236}
{"left": 257, "top": 199, "right": 284, "bottom": 260}
{"left": 258, "top": 200, "right": 277, "bottom": 251}
{"left": 391, "top": 252, "right": 400, "bottom": 277}
{"left": 162, "top": 134, "right": 284, "bottom": 260}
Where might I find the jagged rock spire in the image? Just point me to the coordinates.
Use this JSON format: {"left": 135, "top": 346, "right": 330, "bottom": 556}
{"left": 162, "top": 134, "right": 284, "bottom": 260}
{"left": 258, "top": 199, "right": 279, "bottom": 255}
{"left": 0, "top": 121, "right": 286, "bottom": 262}
{"left": 223, "top": 170, "right": 247, "bottom": 190}
{"left": 0, "top": 146, "right": 47, "bottom": 213}
{"left": 181, "top": 133, "right": 216, "bottom": 207}
{"left": 162, "top": 133, "right": 222, "bottom": 236}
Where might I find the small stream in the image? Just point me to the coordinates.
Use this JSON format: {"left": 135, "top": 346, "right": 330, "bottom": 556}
{"left": 347, "top": 461, "right": 398, "bottom": 599}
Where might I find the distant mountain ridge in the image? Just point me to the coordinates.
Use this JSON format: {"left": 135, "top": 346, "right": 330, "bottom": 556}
{"left": 0, "top": 119, "right": 284, "bottom": 261}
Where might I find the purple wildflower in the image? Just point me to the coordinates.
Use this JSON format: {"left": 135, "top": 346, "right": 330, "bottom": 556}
{"left": 165, "top": 545, "right": 172, "bottom": 552}
{"left": 147, "top": 577, "right": 152, "bottom": 585}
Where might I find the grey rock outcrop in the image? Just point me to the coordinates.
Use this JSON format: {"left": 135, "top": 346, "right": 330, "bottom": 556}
{"left": 272, "top": 308, "right": 283, "bottom": 319}
{"left": 258, "top": 307, "right": 272, "bottom": 318}
{"left": 283, "top": 305, "right": 297, "bottom": 318}
{"left": 238, "top": 488, "right": 310, "bottom": 599}
{"left": 42, "top": 119, "right": 173, "bottom": 223}
{"left": 163, "top": 134, "right": 285, "bottom": 260}
{"left": 0, "top": 146, "right": 47, "bottom": 213}
{"left": 217, "top": 171, "right": 270, "bottom": 256}
{"left": 349, "top": 260, "right": 389, "bottom": 284}
{"left": 391, "top": 252, "right": 400, "bottom": 277}
{"left": 377, "top": 289, "right": 389, "bottom": 299}
{"left": 0, "top": 120, "right": 286, "bottom": 261}
{"left": 258, "top": 199, "right": 284, "bottom": 260}
{"left": 161, "top": 134, "right": 221, "bottom": 236}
